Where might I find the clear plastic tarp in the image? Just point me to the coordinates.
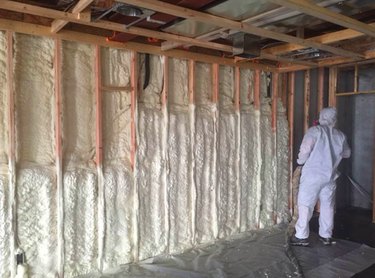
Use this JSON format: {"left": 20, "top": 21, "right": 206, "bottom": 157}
{"left": 79, "top": 225, "right": 375, "bottom": 278}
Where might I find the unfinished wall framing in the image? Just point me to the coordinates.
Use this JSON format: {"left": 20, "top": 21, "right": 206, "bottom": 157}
{"left": 0, "top": 32, "right": 290, "bottom": 277}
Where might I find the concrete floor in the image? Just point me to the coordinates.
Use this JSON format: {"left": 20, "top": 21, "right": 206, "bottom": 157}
{"left": 310, "top": 207, "right": 375, "bottom": 277}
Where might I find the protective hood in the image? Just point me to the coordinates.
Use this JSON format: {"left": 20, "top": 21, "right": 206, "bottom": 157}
{"left": 319, "top": 107, "right": 337, "bottom": 127}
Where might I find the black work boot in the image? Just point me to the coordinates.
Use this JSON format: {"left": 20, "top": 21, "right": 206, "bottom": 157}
{"left": 319, "top": 236, "right": 336, "bottom": 246}
{"left": 290, "top": 236, "right": 310, "bottom": 246}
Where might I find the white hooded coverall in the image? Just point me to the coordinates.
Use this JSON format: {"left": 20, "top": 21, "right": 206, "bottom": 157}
{"left": 295, "top": 108, "right": 351, "bottom": 239}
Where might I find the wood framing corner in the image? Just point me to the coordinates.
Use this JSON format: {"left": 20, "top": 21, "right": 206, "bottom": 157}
{"left": 318, "top": 67, "right": 324, "bottom": 112}
{"left": 272, "top": 72, "right": 279, "bottom": 132}
{"left": 235, "top": 66, "right": 240, "bottom": 111}
{"left": 162, "top": 56, "right": 169, "bottom": 107}
{"left": 254, "top": 70, "right": 260, "bottom": 110}
{"left": 212, "top": 63, "right": 219, "bottom": 103}
{"left": 130, "top": 51, "right": 138, "bottom": 169}
{"left": 95, "top": 45, "right": 103, "bottom": 165}
{"left": 54, "top": 38, "right": 64, "bottom": 278}
{"left": 329, "top": 67, "right": 337, "bottom": 107}
{"left": 288, "top": 72, "right": 295, "bottom": 213}
{"left": 7, "top": 30, "right": 17, "bottom": 278}
{"left": 189, "top": 60, "right": 195, "bottom": 104}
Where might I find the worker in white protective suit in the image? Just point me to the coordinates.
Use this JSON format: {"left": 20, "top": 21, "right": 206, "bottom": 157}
{"left": 291, "top": 107, "right": 351, "bottom": 246}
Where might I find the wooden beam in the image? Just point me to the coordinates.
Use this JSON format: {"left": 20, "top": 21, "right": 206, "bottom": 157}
{"left": 253, "top": 70, "right": 260, "bottom": 110}
{"left": 161, "top": 0, "right": 343, "bottom": 51}
{"left": 271, "top": 72, "right": 279, "bottom": 224}
{"left": 161, "top": 55, "right": 170, "bottom": 251}
{"left": 7, "top": 30, "right": 17, "bottom": 278}
{"left": 95, "top": 45, "right": 104, "bottom": 272}
{"left": 189, "top": 60, "right": 195, "bottom": 104}
{"left": 235, "top": 67, "right": 240, "bottom": 111}
{"left": 268, "top": 0, "right": 375, "bottom": 38}
{"left": 51, "top": 0, "right": 94, "bottom": 33}
{"left": 278, "top": 65, "right": 310, "bottom": 73}
{"left": 95, "top": 45, "right": 103, "bottom": 171}
{"left": 260, "top": 53, "right": 318, "bottom": 67}
{"left": 162, "top": 56, "right": 169, "bottom": 107}
{"left": 279, "top": 49, "right": 375, "bottom": 71}
{"left": 304, "top": 70, "right": 310, "bottom": 132}
{"left": 130, "top": 51, "right": 137, "bottom": 169}
{"left": 188, "top": 59, "right": 196, "bottom": 242}
{"left": 117, "top": 0, "right": 364, "bottom": 59}
{"left": 317, "top": 48, "right": 375, "bottom": 67}
{"left": 329, "top": 67, "right": 337, "bottom": 106}
{"left": 235, "top": 67, "right": 241, "bottom": 231}
{"left": 0, "top": 18, "right": 276, "bottom": 72}
{"left": 336, "top": 89, "right": 375, "bottom": 96}
{"left": 54, "top": 38, "right": 64, "bottom": 278}
{"left": 272, "top": 73, "right": 279, "bottom": 132}
{"left": 288, "top": 72, "right": 295, "bottom": 213}
{"left": 101, "top": 85, "right": 131, "bottom": 91}
{"left": 354, "top": 64, "right": 358, "bottom": 93}
{"left": 318, "top": 68, "right": 324, "bottom": 112}
{"left": 212, "top": 64, "right": 219, "bottom": 103}
{"left": 0, "top": 1, "right": 234, "bottom": 54}
{"left": 263, "top": 22, "right": 375, "bottom": 56}
{"left": 281, "top": 73, "right": 288, "bottom": 108}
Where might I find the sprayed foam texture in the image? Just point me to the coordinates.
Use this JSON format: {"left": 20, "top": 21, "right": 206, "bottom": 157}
{"left": 217, "top": 111, "right": 240, "bottom": 238}
{"left": 17, "top": 167, "right": 58, "bottom": 277}
{"left": 0, "top": 175, "right": 10, "bottom": 277}
{"left": 240, "top": 108, "right": 262, "bottom": 231}
{"left": 195, "top": 105, "right": 218, "bottom": 244}
{"left": 14, "top": 34, "right": 55, "bottom": 165}
{"left": 64, "top": 169, "right": 98, "bottom": 276}
{"left": 168, "top": 58, "right": 188, "bottom": 107}
{"left": 259, "top": 103, "right": 277, "bottom": 228}
{"left": 219, "top": 66, "right": 235, "bottom": 110}
{"left": 103, "top": 165, "right": 134, "bottom": 268}
{"left": 0, "top": 33, "right": 290, "bottom": 277}
{"left": 0, "top": 32, "right": 8, "bottom": 164}
{"left": 62, "top": 41, "right": 95, "bottom": 167}
{"left": 136, "top": 106, "right": 168, "bottom": 259}
{"left": 276, "top": 101, "right": 290, "bottom": 223}
{"left": 101, "top": 47, "right": 132, "bottom": 163}
{"left": 168, "top": 111, "right": 193, "bottom": 253}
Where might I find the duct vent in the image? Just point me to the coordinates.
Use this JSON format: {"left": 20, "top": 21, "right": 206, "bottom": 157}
{"left": 232, "top": 33, "right": 261, "bottom": 58}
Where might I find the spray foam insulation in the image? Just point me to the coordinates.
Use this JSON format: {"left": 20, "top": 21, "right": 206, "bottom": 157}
{"left": 0, "top": 33, "right": 289, "bottom": 277}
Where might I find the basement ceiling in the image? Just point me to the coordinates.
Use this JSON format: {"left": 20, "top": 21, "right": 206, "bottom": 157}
{"left": 1, "top": 0, "right": 375, "bottom": 71}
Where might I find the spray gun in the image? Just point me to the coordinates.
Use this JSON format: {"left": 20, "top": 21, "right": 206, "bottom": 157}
{"left": 15, "top": 248, "right": 28, "bottom": 278}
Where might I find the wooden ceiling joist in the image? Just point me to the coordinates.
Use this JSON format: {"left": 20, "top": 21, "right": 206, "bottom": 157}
{"left": 0, "top": 17, "right": 276, "bottom": 72}
{"left": 260, "top": 53, "right": 318, "bottom": 67}
{"left": 263, "top": 23, "right": 375, "bottom": 55}
{"left": 117, "top": 0, "right": 364, "bottom": 59}
{"left": 51, "top": 0, "right": 94, "bottom": 33}
{"left": 161, "top": 0, "right": 343, "bottom": 51}
{"left": 0, "top": 1, "right": 233, "bottom": 53}
{"left": 268, "top": 0, "right": 375, "bottom": 38}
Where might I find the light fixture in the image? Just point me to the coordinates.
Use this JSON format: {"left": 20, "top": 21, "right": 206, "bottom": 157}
{"left": 116, "top": 5, "right": 143, "bottom": 17}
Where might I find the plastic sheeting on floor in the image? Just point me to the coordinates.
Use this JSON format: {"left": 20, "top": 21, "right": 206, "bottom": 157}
{"left": 291, "top": 233, "right": 375, "bottom": 278}
{"left": 79, "top": 225, "right": 300, "bottom": 278}
{"left": 79, "top": 226, "right": 375, "bottom": 278}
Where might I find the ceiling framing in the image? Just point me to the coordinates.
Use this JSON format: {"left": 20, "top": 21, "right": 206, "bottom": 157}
{"left": 1, "top": 0, "right": 375, "bottom": 72}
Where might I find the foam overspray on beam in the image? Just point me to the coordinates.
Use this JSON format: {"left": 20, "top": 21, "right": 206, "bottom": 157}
{"left": 0, "top": 32, "right": 290, "bottom": 277}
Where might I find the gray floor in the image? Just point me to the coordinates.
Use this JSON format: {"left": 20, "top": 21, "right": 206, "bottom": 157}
{"left": 292, "top": 233, "right": 375, "bottom": 278}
